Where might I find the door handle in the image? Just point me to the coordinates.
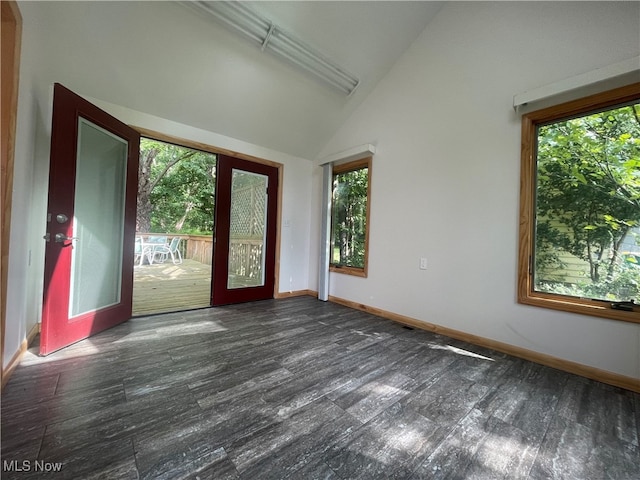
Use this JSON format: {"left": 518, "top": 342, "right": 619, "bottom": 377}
{"left": 55, "top": 233, "right": 78, "bottom": 243}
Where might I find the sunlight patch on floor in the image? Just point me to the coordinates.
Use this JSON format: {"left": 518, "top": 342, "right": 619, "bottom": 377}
{"left": 21, "top": 342, "right": 102, "bottom": 365}
{"left": 477, "top": 431, "right": 527, "bottom": 473}
{"left": 113, "top": 320, "right": 228, "bottom": 343}
{"left": 389, "top": 425, "right": 428, "bottom": 451}
{"left": 429, "top": 344, "right": 495, "bottom": 362}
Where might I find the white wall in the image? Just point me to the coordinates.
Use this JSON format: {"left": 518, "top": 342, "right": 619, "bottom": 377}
{"left": 4, "top": 1, "right": 313, "bottom": 369}
{"left": 4, "top": 1, "right": 52, "bottom": 369}
{"left": 313, "top": 2, "right": 640, "bottom": 379}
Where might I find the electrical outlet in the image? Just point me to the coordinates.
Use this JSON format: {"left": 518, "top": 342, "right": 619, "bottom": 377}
{"left": 420, "top": 257, "right": 428, "bottom": 270}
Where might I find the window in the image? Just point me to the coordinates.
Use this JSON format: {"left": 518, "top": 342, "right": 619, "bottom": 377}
{"left": 518, "top": 83, "right": 640, "bottom": 323}
{"left": 330, "top": 158, "right": 371, "bottom": 277}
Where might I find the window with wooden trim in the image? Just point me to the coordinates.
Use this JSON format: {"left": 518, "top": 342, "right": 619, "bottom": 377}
{"left": 518, "top": 83, "right": 640, "bottom": 323}
{"left": 330, "top": 158, "right": 371, "bottom": 277}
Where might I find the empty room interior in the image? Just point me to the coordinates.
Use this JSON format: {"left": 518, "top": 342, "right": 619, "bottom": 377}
{"left": 1, "top": 1, "right": 639, "bottom": 479}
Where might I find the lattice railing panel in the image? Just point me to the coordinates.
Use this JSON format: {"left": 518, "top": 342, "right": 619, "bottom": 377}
{"left": 230, "top": 182, "right": 266, "bottom": 238}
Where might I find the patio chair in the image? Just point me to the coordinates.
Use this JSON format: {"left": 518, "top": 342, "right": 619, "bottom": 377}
{"left": 134, "top": 237, "right": 152, "bottom": 266}
{"left": 144, "top": 235, "right": 168, "bottom": 264}
{"left": 150, "top": 237, "right": 183, "bottom": 265}
{"left": 146, "top": 235, "right": 168, "bottom": 247}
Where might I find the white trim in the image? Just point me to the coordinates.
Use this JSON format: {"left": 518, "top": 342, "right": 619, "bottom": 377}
{"left": 513, "top": 56, "right": 640, "bottom": 110}
{"left": 318, "top": 164, "right": 332, "bottom": 301}
{"left": 318, "top": 144, "right": 376, "bottom": 166}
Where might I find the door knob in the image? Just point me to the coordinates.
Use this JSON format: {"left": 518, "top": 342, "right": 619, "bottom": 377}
{"left": 55, "top": 233, "right": 78, "bottom": 243}
{"left": 56, "top": 214, "right": 69, "bottom": 224}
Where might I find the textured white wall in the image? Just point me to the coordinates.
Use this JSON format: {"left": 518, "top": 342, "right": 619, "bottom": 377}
{"left": 313, "top": 2, "right": 640, "bottom": 378}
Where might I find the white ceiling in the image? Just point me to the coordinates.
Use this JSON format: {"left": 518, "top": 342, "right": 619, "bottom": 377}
{"left": 33, "top": 1, "right": 443, "bottom": 159}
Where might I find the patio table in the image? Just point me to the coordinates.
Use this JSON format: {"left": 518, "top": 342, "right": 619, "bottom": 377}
{"left": 135, "top": 235, "right": 169, "bottom": 265}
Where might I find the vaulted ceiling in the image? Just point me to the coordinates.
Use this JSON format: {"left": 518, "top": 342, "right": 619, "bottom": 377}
{"left": 173, "top": 0, "right": 444, "bottom": 159}
{"left": 31, "top": 1, "right": 443, "bottom": 159}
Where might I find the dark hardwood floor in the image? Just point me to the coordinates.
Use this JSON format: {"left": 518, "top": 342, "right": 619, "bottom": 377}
{"left": 2, "top": 297, "right": 639, "bottom": 479}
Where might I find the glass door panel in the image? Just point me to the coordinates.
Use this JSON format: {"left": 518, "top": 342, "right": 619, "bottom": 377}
{"left": 227, "top": 169, "right": 268, "bottom": 289}
{"left": 40, "top": 83, "right": 139, "bottom": 355}
{"left": 211, "top": 155, "right": 278, "bottom": 306}
{"left": 69, "top": 119, "right": 128, "bottom": 317}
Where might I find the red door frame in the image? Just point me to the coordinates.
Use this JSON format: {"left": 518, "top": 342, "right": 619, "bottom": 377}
{"left": 40, "top": 84, "right": 140, "bottom": 355}
{"left": 211, "top": 155, "right": 279, "bottom": 305}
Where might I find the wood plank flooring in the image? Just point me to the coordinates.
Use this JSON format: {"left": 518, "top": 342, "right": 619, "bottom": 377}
{"left": 132, "top": 259, "right": 211, "bottom": 316}
{"left": 2, "top": 297, "right": 639, "bottom": 479}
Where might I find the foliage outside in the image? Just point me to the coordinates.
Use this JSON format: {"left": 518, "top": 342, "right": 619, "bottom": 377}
{"left": 534, "top": 102, "right": 640, "bottom": 302}
{"left": 137, "top": 139, "right": 216, "bottom": 235}
{"left": 331, "top": 167, "right": 368, "bottom": 268}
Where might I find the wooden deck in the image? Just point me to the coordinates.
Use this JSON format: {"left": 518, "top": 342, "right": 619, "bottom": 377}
{"left": 132, "top": 259, "right": 212, "bottom": 316}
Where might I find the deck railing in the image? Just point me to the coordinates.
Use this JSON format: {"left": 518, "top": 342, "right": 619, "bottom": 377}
{"left": 136, "top": 233, "right": 207, "bottom": 263}
{"left": 184, "top": 235, "right": 213, "bottom": 265}
{"left": 135, "top": 234, "right": 262, "bottom": 279}
{"left": 227, "top": 237, "right": 263, "bottom": 279}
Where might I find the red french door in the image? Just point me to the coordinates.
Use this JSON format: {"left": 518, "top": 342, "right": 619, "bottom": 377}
{"left": 212, "top": 155, "right": 278, "bottom": 305}
{"left": 40, "top": 84, "right": 140, "bottom": 355}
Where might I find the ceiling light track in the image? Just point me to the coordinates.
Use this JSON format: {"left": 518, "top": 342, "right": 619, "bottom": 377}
{"left": 261, "top": 24, "right": 276, "bottom": 51}
{"left": 183, "top": 1, "right": 360, "bottom": 96}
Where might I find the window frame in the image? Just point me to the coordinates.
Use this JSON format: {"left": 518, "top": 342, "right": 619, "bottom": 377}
{"left": 329, "top": 157, "right": 371, "bottom": 278}
{"left": 518, "top": 82, "right": 640, "bottom": 324}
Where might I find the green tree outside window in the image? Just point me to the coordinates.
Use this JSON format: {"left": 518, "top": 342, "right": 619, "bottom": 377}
{"left": 331, "top": 160, "right": 370, "bottom": 273}
{"left": 534, "top": 102, "right": 640, "bottom": 302}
